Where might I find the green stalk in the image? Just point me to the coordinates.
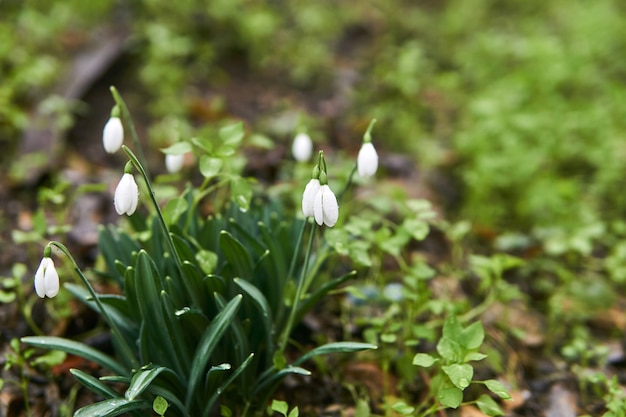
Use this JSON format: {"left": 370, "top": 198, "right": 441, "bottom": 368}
{"left": 48, "top": 241, "right": 139, "bottom": 369}
{"left": 337, "top": 162, "right": 357, "bottom": 204}
{"left": 110, "top": 86, "right": 148, "bottom": 170}
{"left": 279, "top": 220, "right": 316, "bottom": 352}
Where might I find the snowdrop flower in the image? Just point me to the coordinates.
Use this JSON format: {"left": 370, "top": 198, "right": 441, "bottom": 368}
{"left": 102, "top": 110, "right": 124, "bottom": 154}
{"left": 357, "top": 119, "right": 378, "bottom": 178}
{"left": 34, "top": 253, "right": 59, "bottom": 298}
{"left": 313, "top": 184, "right": 339, "bottom": 227}
{"left": 165, "top": 153, "right": 185, "bottom": 173}
{"left": 302, "top": 178, "right": 321, "bottom": 218}
{"left": 114, "top": 165, "right": 139, "bottom": 216}
{"left": 292, "top": 132, "right": 313, "bottom": 162}
{"left": 357, "top": 142, "right": 378, "bottom": 178}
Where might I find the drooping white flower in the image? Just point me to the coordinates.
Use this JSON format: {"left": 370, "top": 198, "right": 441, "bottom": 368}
{"left": 114, "top": 173, "right": 139, "bottom": 216}
{"left": 165, "top": 153, "right": 185, "bottom": 173}
{"left": 357, "top": 142, "right": 378, "bottom": 178}
{"left": 102, "top": 117, "right": 124, "bottom": 154}
{"left": 301, "top": 178, "right": 321, "bottom": 217}
{"left": 292, "top": 132, "right": 313, "bottom": 162}
{"left": 313, "top": 184, "right": 339, "bottom": 227}
{"left": 34, "top": 257, "right": 59, "bottom": 298}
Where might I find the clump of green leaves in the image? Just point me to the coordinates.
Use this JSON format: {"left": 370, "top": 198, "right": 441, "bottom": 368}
{"left": 406, "top": 316, "right": 510, "bottom": 416}
{"left": 22, "top": 91, "right": 376, "bottom": 416}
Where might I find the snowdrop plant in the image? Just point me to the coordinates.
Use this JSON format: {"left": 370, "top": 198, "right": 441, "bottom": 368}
{"left": 22, "top": 87, "right": 377, "bottom": 417}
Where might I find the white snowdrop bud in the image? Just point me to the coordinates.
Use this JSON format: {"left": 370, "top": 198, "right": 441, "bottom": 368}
{"left": 114, "top": 173, "right": 139, "bottom": 216}
{"left": 313, "top": 184, "right": 339, "bottom": 227}
{"left": 302, "top": 178, "right": 321, "bottom": 218}
{"left": 34, "top": 257, "right": 59, "bottom": 298}
{"left": 165, "top": 153, "right": 185, "bottom": 173}
{"left": 103, "top": 116, "right": 124, "bottom": 154}
{"left": 357, "top": 142, "right": 378, "bottom": 178}
{"left": 292, "top": 132, "right": 313, "bottom": 162}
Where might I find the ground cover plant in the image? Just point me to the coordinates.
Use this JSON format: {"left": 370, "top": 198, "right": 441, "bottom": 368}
{"left": 2, "top": 0, "right": 626, "bottom": 416}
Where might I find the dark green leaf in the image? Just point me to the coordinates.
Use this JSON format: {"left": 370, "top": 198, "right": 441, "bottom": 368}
{"left": 126, "top": 366, "right": 167, "bottom": 400}
{"left": 74, "top": 398, "right": 149, "bottom": 417}
{"left": 219, "top": 231, "right": 254, "bottom": 278}
{"left": 21, "top": 336, "right": 126, "bottom": 375}
{"left": 186, "top": 295, "right": 242, "bottom": 408}
{"left": 292, "top": 342, "right": 377, "bottom": 367}
{"left": 70, "top": 369, "right": 119, "bottom": 399}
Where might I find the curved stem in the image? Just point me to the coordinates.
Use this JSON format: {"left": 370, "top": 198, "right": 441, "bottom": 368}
{"left": 338, "top": 162, "right": 357, "bottom": 204}
{"left": 49, "top": 241, "right": 139, "bottom": 370}
{"left": 110, "top": 86, "right": 149, "bottom": 171}
{"left": 279, "top": 220, "right": 316, "bottom": 352}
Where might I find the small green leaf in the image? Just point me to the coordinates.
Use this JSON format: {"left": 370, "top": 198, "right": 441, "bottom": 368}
{"left": 161, "top": 142, "right": 192, "bottom": 155}
{"left": 476, "top": 394, "right": 504, "bottom": 416}
{"left": 442, "top": 363, "right": 473, "bottom": 390}
{"left": 442, "top": 316, "right": 463, "bottom": 340}
{"left": 153, "top": 396, "right": 169, "bottom": 416}
{"left": 464, "top": 352, "right": 487, "bottom": 362}
{"left": 271, "top": 400, "right": 288, "bottom": 416}
{"left": 460, "top": 321, "right": 485, "bottom": 350}
{"left": 219, "top": 121, "right": 245, "bottom": 146}
{"left": 412, "top": 353, "right": 437, "bottom": 367}
{"left": 287, "top": 406, "right": 299, "bottom": 417}
{"left": 391, "top": 401, "right": 415, "bottom": 415}
{"left": 30, "top": 350, "right": 66, "bottom": 367}
{"left": 484, "top": 379, "right": 511, "bottom": 399}
{"left": 436, "top": 337, "right": 463, "bottom": 362}
{"left": 381, "top": 333, "right": 397, "bottom": 343}
{"left": 163, "top": 196, "right": 188, "bottom": 226}
{"left": 231, "top": 178, "right": 252, "bottom": 212}
{"left": 402, "top": 218, "right": 430, "bottom": 241}
{"left": 195, "top": 250, "right": 218, "bottom": 274}
{"left": 199, "top": 156, "right": 223, "bottom": 178}
{"left": 438, "top": 386, "right": 463, "bottom": 408}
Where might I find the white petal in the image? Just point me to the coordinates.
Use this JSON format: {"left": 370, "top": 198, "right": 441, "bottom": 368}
{"left": 357, "top": 142, "right": 378, "bottom": 178}
{"left": 114, "top": 173, "right": 139, "bottom": 215}
{"left": 301, "top": 179, "right": 320, "bottom": 217}
{"left": 165, "top": 154, "right": 185, "bottom": 173}
{"left": 103, "top": 117, "right": 124, "bottom": 154}
{"left": 34, "top": 258, "right": 48, "bottom": 298}
{"left": 321, "top": 186, "right": 339, "bottom": 227}
{"left": 313, "top": 186, "right": 325, "bottom": 225}
{"left": 43, "top": 260, "right": 60, "bottom": 298}
{"left": 292, "top": 133, "right": 313, "bottom": 162}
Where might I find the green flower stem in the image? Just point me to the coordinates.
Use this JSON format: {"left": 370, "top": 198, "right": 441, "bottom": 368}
{"left": 48, "top": 241, "right": 139, "bottom": 370}
{"left": 110, "top": 86, "right": 148, "bottom": 170}
{"left": 337, "top": 162, "right": 358, "bottom": 204}
{"left": 279, "top": 219, "right": 316, "bottom": 352}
